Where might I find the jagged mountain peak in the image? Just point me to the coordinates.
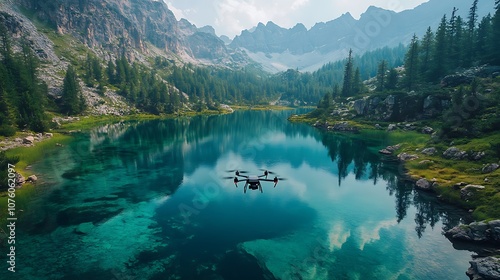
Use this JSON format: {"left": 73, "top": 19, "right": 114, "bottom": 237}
{"left": 14, "top": 0, "right": 247, "bottom": 67}
{"left": 230, "top": 0, "right": 494, "bottom": 73}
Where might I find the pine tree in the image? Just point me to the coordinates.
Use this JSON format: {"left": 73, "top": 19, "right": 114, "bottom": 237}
{"left": 376, "top": 60, "right": 387, "bottom": 91}
{"left": 352, "top": 67, "right": 363, "bottom": 95}
{"left": 404, "top": 34, "right": 419, "bottom": 91}
{"left": 476, "top": 15, "right": 492, "bottom": 63}
{"left": 62, "top": 65, "right": 85, "bottom": 115}
{"left": 341, "top": 49, "right": 354, "bottom": 97}
{"left": 432, "top": 15, "right": 448, "bottom": 81}
{"left": 489, "top": 1, "right": 500, "bottom": 65}
{"left": 419, "top": 27, "right": 434, "bottom": 81}
{"left": 450, "top": 16, "right": 465, "bottom": 68}
{"left": 386, "top": 68, "right": 399, "bottom": 90}
{"left": 465, "top": 0, "right": 479, "bottom": 66}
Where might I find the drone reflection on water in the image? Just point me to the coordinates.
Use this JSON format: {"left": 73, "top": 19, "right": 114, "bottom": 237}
{"left": 1, "top": 109, "right": 473, "bottom": 279}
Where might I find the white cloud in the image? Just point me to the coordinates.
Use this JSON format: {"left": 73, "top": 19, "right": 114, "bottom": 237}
{"left": 166, "top": 2, "right": 186, "bottom": 19}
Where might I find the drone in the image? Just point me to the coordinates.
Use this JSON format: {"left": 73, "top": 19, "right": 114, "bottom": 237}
{"left": 224, "top": 169, "right": 285, "bottom": 193}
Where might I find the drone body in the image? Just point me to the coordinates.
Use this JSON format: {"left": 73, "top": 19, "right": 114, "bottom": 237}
{"left": 226, "top": 170, "right": 283, "bottom": 193}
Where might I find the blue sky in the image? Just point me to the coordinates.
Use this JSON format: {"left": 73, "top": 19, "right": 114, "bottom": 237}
{"left": 165, "top": 0, "right": 429, "bottom": 38}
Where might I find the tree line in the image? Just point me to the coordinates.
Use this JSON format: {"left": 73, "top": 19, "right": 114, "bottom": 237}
{"left": 398, "top": 0, "right": 500, "bottom": 91}
{"left": 317, "top": 0, "right": 500, "bottom": 110}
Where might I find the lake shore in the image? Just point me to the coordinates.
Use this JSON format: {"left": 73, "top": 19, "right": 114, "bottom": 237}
{"left": 289, "top": 113, "right": 500, "bottom": 221}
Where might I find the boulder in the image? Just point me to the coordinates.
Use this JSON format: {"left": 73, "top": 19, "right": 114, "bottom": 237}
{"left": 27, "top": 175, "right": 38, "bottom": 183}
{"left": 445, "top": 220, "right": 500, "bottom": 243}
{"left": 421, "top": 126, "right": 434, "bottom": 134}
{"left": 74, "top": 222, "right": 95, "bottom": 235}
{"left": 15, "top": 172, "right": 25, "bottom": 186}
{"left": 374, "top": 124, "right": 382, "bottom": 130}
{"left": 482, "top": 163, "right": 499, "bottom": 174}
{"left": 397, "top": 153, "right": 419, "bottom": 161}
{"left": 379, "top": 149, "right": 392, "bottom": 155}
{"left": 387, "top": 124, "right": 397, "bottom": 131}
{"left": 441, "top": 74, "right": 474, "bottom": 87}
{"left": 44, "top": 132, "right": 53, "bottom": 138}
{"left": 460, "top": 185, "right": 485, "bottom": 200}
{"left": 331, "top": 122, "right": 359, "bottom": 132}
{"left": 443, "top": 147, "right": 468, "bottom": 160}
{"left": 470, "top": 151, "right": 486, "bottom": 161}
{"left": 453, "top": 182, "right": 468, "bottom": 190}
{"left": 415, "top": 178, "right": 432, "bottom": 191}
{"left": 421, "top": 147, "right": 437, "bottom": 156}
{"left": 467, "top": 257, "right": 500, "bottom": 280}
{"left": 23, "top": 136, "right": 35, "bottom": 144}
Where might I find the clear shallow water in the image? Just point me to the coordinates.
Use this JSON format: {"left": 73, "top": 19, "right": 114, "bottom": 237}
{"left": 1, "top": 110, "right": 473, "bottom": 279}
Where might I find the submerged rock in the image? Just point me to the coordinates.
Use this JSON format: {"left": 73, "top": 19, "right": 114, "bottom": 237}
{"left": 467, "top": 257, "right": 500, "bottom": 280}
{"left": 379, "top": 144, "right": 401, "bottom": 155}
{"left": 74, "top": 222, "right": 95, "bottom": 235}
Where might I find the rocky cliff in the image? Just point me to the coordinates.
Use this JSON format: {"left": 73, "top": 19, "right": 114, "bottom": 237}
{"left": 16, "top": 0, "right": 245, "bottom": 65}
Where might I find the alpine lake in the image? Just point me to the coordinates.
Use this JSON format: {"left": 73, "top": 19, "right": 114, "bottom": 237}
{"left": 1, "top": 109, "right": 475, "bottom": 280}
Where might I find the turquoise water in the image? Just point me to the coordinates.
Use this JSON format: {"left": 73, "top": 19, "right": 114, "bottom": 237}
{"left": 1, "top": 110, "right": 473, "bottom": 279}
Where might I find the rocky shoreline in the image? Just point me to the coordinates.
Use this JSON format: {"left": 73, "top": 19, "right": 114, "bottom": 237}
{"left": 445, "top": 221, "right": 500, "bottom": 280}
{"left": 377, "top": 142, "right": 500, "bottom": 280}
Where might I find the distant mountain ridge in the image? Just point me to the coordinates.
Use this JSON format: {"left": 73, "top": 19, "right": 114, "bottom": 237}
{"left": 229, "top": 0, "right": 494, "bottom": 72}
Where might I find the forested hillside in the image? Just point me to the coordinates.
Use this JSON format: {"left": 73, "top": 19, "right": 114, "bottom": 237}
{"left": 0, "top": 9, "right": 408, "bottom": 139}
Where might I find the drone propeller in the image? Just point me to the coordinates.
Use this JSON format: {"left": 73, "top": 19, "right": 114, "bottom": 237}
{"left": 226, "top": 170, "right": 249, "bottom": 174}
{"left": 222, "top": 176, "right": 235, "bottom": 179}
{"left": 260, "top": 176, "right": 287, "bottom": 187}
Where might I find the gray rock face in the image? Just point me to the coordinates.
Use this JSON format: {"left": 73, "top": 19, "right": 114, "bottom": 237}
{"left": 354, "top": 99, "right": 366, "bottom": 115}
{"left": 443, "top": 147, "right": 468, "bottom": 160}
{"left": 467, "top": 257, "right": 500, "bottom": 280}
{"left": 482, "top": 163, "right": 500, "bottom": 174}
{"left": 17, "top": 0, "right": 239, "bottom": 65}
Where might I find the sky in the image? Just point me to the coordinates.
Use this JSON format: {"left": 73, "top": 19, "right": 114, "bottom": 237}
{"left": 165, "top": 0, "right": 429, "bottom": 38}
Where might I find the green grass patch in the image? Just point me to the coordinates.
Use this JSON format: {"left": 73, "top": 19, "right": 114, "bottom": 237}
{"left": 6, "top": 134, "right": 72, "bottom": 171}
